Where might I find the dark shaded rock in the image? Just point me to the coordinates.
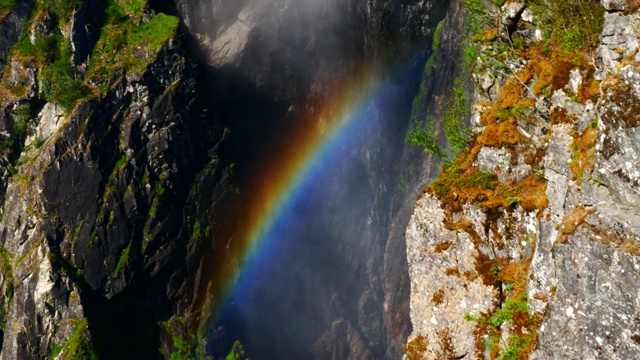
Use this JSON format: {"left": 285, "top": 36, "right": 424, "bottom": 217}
{"left": 0, "top": 0, "right": 35, "bottom": 75}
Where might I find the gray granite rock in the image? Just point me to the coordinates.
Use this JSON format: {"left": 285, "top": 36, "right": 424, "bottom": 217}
{"left": 407, "top": 3, "right": 640, "bottom": 359}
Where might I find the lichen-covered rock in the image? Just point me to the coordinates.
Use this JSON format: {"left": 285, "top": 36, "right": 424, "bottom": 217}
{"left": 601, "top": 0, "right": 629, "bottom": 11}
{"left": 407, "top": 2, "right": 640, "bottom": 359}
{"left": 406, "top": 195, "right": 495, "bottom": 359}
{"left": 597, "top": 11, "right": 640, "bottom": 78}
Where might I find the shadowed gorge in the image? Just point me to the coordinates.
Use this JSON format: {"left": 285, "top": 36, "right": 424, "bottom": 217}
{"left": 172, "top": 1, "right": 453, "bottom": 357}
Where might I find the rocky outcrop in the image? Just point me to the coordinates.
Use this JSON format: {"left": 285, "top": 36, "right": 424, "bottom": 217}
{"left": 406, "top": 2, "right": 640, "bottom": 359}
{"left": 0, "top": 2, "right": 229, "bottom": 359}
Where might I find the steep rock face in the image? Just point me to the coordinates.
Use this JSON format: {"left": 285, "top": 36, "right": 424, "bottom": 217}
{"left": 406, "top": 2, "right": 640, "bottom": 359}
{"left": 0, "top": 0, "right": 35, "bottom": 72}
{"left": 0, "top": 2, "right": 227, "bottom": 359}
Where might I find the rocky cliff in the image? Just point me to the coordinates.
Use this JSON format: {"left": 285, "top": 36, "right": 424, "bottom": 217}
{"left": 0, "top": 1, "right": 230, "bottom": 358}
{"left": 406, "top": 0, "right": 640, "bottom": 359}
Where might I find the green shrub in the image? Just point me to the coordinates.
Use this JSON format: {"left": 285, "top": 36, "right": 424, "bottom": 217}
{"left": 225, "top": 340, "right": 249, "bottom": 360}
{"left": 40, "top": 66, "right": 88, "bottom": 111}
{"left": 407, "top": 121, "right": 444, "bottom": 160}
{"left": 442, "top": 78, "right": 470, "bottom": 151}
{"left": 12, "top": 103, "right": 32, "bottom": 137}
{"left": 461, "top": 0, "right": 492, "bottom": 33}
{"left": 45, "top": 0, "right": 82, "bottom": 19}
{"left": 13, "top": 35, "right": 35, "bottom": 57}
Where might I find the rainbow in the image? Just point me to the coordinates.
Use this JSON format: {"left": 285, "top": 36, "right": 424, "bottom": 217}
{"left": 206, "top": 65, "right": 401, "bottom": 319}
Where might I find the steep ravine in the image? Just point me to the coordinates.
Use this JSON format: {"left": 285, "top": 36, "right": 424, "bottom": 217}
{"left": 406, "top": 1, "right": 640, "bottom": 359}
{"left": 173, "top": 0, "right": 453, "bottom": 358}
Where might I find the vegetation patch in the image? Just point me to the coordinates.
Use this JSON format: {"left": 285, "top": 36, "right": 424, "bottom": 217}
{"left": 0, "top": 246, "right": 14, "bottom": 323}
{"left": 160, "top": 316, "right": 207, "bottom": 360}
{"left": 225, "top": 340, "right": 250, "bottom": 360}
{"left": 465, "top": 292, "right": 542, "bottom": 359}
{"left": 49, "top": 318, "right": 97, "bottom": 360}
{"left": 527, "top": 0, "right": 604, "bottom": 52}
{"left": 113, "top": 240, "right": 132, "bottom": 276}
{"left": 0, "top": 0, "right": 16, "bottom": 19}
{"left": 119, "top": 0, "right": 147, "bottom": 19}
{"left": 85, "top": 1, "right": 179, "bottom": 91}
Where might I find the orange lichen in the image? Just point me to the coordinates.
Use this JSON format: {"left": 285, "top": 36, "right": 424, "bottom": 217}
{"left": 550, "top": 107, "right": 576, "bottom": 124}
{"left": 557, "top": 205, "right": 594, "bottom": 235}
{"left": 473, "top": 27, "right": 499, "bottom": 42}
{"left": 445, "top": 267, "right": 460, "bottom": 276}
{"left": 477, "top": 117, "right": 524, "bottom": 148}
{"left": 404, "top": 335, "right": 428, "bottom": 360}
{"left": 525, "top": 42, "right": 593, "bottom": 99}
{"left": 626, "top": 0, "right": 640, "bottom": 13}
{"left": 432, "top": 289, "right": 445, "bottom": 305}
{"left": 533, "top": 293, "right": 549, "bottom": 302}
{"left": 485, "top": 175, "right": 548, "bottom": 213}
{"left": 570, "top": 123, "right": 598, "bottom": 183}
{"left": 588, "top": 225, "right": 640, "bottom": 256}
{"left": 578, "top": 69, "right": 601, "bottom": 103}
{"left": 436, "top": 327, "right": 458, "bottom": 359}
{"left": 434, "top": 241, "right": 454, "bottom": 253}
{"left": 496, "top": 78, "right": 525, "bottom": 110}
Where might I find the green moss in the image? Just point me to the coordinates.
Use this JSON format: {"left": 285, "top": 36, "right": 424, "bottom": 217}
{"left": 442, "top": 77, "right": 470, "bottom": 151}
{"left": 48, "top": 318, "right": 97, "bottom": 360}
{"left": 0, "top": 0, "right": 16, "bottom": 13}
{"left": 498, "top": 334, "right": 534, "bottom": 360}
{"left": 430, "top": 162, "right": 497, "bottom": 199}
{"left": 119, "top": 0, "right": 147, "bottom": 17}
{"left": 528, "top": 0, "right": 604, "bottom": 51}
{"left": 22, "top": 17, "right": 91, "bottom": 112}
{"left": 406, "top": 121, "right": 443, "bottom": 160}
{"left": 225, "top": 340, "right": 249, "bottom": 360}
{"left": 465, "top": 292, "right": 539, "bottom": 358}
{"left": 432, "top": 21, "right": 443, "bottom": 51}
{"left": 0, "top": 246, "right": 14, "bottom": 326}
{"left": 161, "top": 317, "right": 201, "bottom": 360}
{"left": 190, "top": 220, "right": 202, "bottom": 243}
{"left": 49, "top": 345, "right": 63, "bottom": 360}
{"left": 114, "top": 240, "right": 132, "bottom": 276}
{"left": 13, "top": 33, "right": 36, "bottom": 58}
{"left": 458, "top": 169, "right": 496, "bottom": 190}
{"left": 154, "top": 180, "right": 165, "bottom": 197}
{"left": 46, "top": 0, "right": 83, "bottom": 20}
{"left": 85, "top": 1, "right": 179, "bottom": 90}
{"left": 149, "top": 201, "right": 158, "bottom": 218}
